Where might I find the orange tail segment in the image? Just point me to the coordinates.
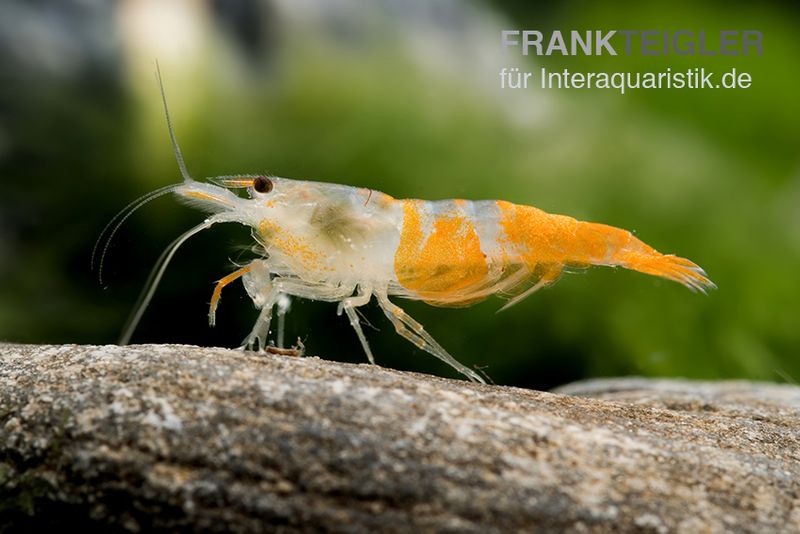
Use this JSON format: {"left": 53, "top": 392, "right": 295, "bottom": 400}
{"left": 572, "top": 221, "right": 716, "bottom": 293}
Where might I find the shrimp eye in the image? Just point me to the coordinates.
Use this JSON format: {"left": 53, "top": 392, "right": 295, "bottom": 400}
{"left": 253, "top": 176, "right": 273, "bottom": 193}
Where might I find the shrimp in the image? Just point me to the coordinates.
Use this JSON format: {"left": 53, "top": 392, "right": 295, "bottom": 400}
{"left": 110, "top": 69, "right": 715, "bottom": 384}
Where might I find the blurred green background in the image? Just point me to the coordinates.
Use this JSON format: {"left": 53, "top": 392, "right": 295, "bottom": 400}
{"left": 1, "top": 0, "right": 798, "bottom": 389}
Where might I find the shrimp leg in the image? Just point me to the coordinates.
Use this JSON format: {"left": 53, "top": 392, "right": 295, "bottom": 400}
{"left": 275, "top": 294, "right": 291, "bottom": 348}
{"left": 243, "top": 303, "right": 276, "bottom": 352}
{"left": 209, "top": 264, "right": 253, "bottom": 327}
{"left": 242, "top": 275, "right": 354, "bottom": 351}
{"left": 496, "top": 264, "right": 563, "bottom": 312}
{"left": 336, "top": 286, "right": 375, "bottom": 364}
{"left": 374, "top": 292, "right": 486, "bottom": 384}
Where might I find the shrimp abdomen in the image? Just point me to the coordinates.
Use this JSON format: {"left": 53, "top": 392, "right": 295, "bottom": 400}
{"left": 496, "top": 200, "right": 715, "bottom": 294}
{"left": 390, "top": 199, "right": 714, "bottom": 308}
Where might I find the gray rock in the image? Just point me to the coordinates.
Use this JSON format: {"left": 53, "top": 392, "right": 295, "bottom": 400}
{"left": 1, "top": 343, "right": 798, "bottom": 532}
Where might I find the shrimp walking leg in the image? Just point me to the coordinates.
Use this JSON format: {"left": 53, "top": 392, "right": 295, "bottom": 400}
{"left": 336, "top": 287, "right": 375, "bottom": 364}
{"left": 209, "top": 264, "right": 253, "bottom": 327}
{"left": 275, "top": 294, "right": 291, "bottom": 348}
{"left": 241, "top": 271, "right": 354, "bottom": 351}
{"left": 375, "top": 292, "right": 486, "bottom": 384}
{"left": 243, "top": 302, "right": 276, "bottom": 351}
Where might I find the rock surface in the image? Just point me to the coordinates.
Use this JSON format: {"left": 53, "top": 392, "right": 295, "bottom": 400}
{"left": 1, "top": 343, "right": 799, "bottom": 532}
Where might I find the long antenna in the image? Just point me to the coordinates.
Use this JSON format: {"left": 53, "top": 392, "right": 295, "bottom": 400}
{"left": 155, "top": 61, "right": 192, "bottom": 183}
{"left": 119, "top": 217, "right": 219, "bottom": 344}
{"left": 91, "top": 183, "right": 177, "bottom": 284}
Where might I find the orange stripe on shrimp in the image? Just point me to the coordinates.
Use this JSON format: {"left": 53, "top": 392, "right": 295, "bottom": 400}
{"left": 394, "top": 200, "right": 489, "bottom": 302}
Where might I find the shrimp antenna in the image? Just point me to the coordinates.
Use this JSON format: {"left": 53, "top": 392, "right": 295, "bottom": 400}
{"left": 92, "top": 63, "right": 193, "bottom": 284}
{"left": 155, "top": 61, "right": 193, "bottom": 183}
{"left": 91, "top": 184, "right": 178, "bottom": 284}
{"left": 119, "top": 216, "right": 220, "bottom": 344}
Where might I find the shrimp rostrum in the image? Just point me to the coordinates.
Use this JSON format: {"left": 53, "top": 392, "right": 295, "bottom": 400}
{"left": 112, "top": 73, "right": 715, "bottom": 384}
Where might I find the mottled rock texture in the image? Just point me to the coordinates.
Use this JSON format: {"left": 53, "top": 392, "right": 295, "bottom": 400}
{"left": 1, "top": 343, "right": 798, "bottom": 532}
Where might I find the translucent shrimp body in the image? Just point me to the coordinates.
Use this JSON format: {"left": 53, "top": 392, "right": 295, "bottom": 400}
{"left": 168, "top": 176, "right": 715, "bottom": 384}
{"left": 118, "top": 70, "right": 715, "bottom": 384}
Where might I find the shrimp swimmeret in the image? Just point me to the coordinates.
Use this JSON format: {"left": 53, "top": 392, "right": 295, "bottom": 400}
{"left": 106, "top": 73, "right": 715, "bottom": 384}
